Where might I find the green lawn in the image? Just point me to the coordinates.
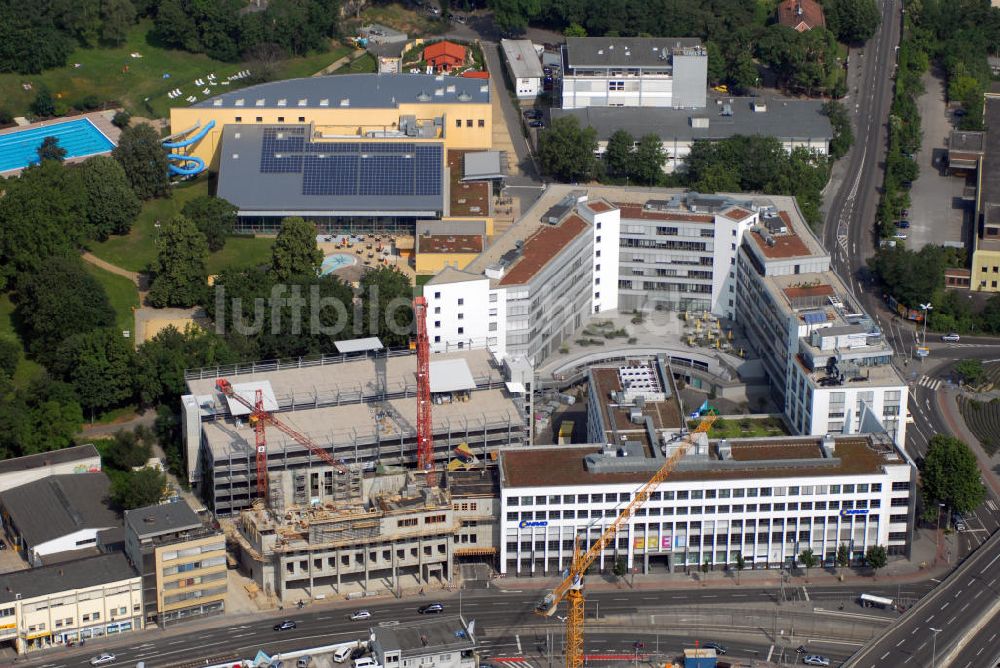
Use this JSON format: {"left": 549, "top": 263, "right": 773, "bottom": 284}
{"left": 87, "top": 178, "right": 209, "bottom": 272}
{"left": 0, "top": 21, "right": 352, "bottom": 119}
{"left": 206, "top": 236, "right": 275, "bottom": 274}
{"left": 83, "top": 263, "right": 139, "bottom": 337}
{"left": 336, "top": 53, "right": 377, "bottom": 74}
{"left": 686, "top": 416, "right": 789, "bottom": 439}
{"left": 0, "top": 294, "right": 45, "bottom": 387}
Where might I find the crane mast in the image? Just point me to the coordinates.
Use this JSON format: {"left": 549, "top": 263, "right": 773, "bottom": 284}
{"left": 536, "top": 414, "right": 718, "bottom": 668}
{"left": 413, "top": 296, "right": 435, "bottom": 487}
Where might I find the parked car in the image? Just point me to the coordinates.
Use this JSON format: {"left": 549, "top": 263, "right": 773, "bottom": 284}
{"left": 353, "top": 659, "right": 382, "bottom": 668}
{"left": 893, "top": 232, "right": 908, "bottom": 240}
{"left": 427, "top": 6, "right": 440, "bottom": 14}
{"left": 351, "top": 610, "right": 372, "bottom": 621}
{"left": 523, "top": 109, "right": 542, "bottom": 119}
{"left": 274, "top": 620, "right": 297, "bottom": 631}
{"left": 418, "top": 602, "right": 444, "bottom": 614}
{"left": 529, "top": 120, "right": 545, "bottom": 128}
{"left": 802, "top": 657, "right": 830, "bottom": 667}
{"left": 350, "top": 647, "right": 368, "bottom": 661}
{"left": 900, "top": 208, "right": 910, "bottom": 217}
{"left": 702, "top": 642, "right": 727, "bottom": 655}
{"left": 896, "top": 220, "right": 910, "bottom": 228}
{"left": 901, "top": 180, "right": 913, "bottom": 189}
{"left": 297, "top": 656, "right": 313, "bottom": 668}
{"left": 543, "top": 67, "right": 552, "bottom": 75}
{"left": 941, "top": 333, "right": 961, "bottom": 342}
{"left": 953, "top": 514, "right": 967, "bottom": 531}
{"left": 90, "top": 654, "right": 117, "bottom": 666}
{"left": 453, "top": 14, "right": 466, "bottom": 23}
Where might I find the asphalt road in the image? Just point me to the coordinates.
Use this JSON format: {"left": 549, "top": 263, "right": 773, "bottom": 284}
{"left": 845, "top": 531, "right": 1000, "bottom": 668}
{"left": 21, "top": 582, "right": 933, "bottom": 668}
{"left": 947, "top": 605, "right": 1000, "bottom": 668}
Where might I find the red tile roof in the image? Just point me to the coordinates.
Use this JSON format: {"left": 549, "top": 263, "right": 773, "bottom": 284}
{"left": 586, "top": 200, "right": 615, "bottom": 213}
{"left": 721, "top": 207, "right": 753, "bottom": 221}
{"left": 499, "top": 214, "right": 589, "bottom": 286}
{"left": 782, "top": 284, "right": 834, "bottom": 300}
{"left": 748, "top": 212, "right": 813, "bottom": 259}
{"left": 461, "top": 70, "right": 490, "bottom": 79}
{"left": 777, "top": 0, "right": 825, "bottom": 31}
{"left": 423, "top": 41, "right": 466, "bottom": 67}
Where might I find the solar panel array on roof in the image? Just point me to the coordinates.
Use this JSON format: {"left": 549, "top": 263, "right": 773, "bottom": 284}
{"left": 257, "top": 130, "right": 443, "bottom": 199}
{"left": 802, "top": 310, "right": 826, "bottom": 325}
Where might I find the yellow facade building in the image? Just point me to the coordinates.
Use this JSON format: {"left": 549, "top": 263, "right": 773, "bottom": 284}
{"left": 971, "top": 93, "right": 1000, "bottom": 291}
{"left": 0, "top": 553, "right": 142, "bottom": 654}
{"left": 124, "top": 502, "right": 227, "bottom": 626}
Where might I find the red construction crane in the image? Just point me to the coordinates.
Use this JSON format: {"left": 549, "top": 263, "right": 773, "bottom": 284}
{"left": 216, "top": 379, "right": 350, "bottom": 499}
{"left": 413, "top": 296, "right": 435, "bottom": 487}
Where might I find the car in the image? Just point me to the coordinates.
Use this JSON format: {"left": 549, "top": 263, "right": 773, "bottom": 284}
{"left": 453, "top": 14, "right": 466, "bottom": 23}
{"left": 543, "top": 67, "right": 552, "bottom": 75}
{"left": 895, "top": 220, "right": 910, "bottom": 228}
{"left": 955, "top": 108, "right": 967, "bottom": 117}
{"left": 351, "top": 610, "right": 372, "bottom": 621}
{"left": 802, "top": 657, "right": 830, "bottom": 667}
{"left": 523, "top": 109, "right": 542, "bottom": 119}
{"left": 350, "top": 647, "right": 368, "bottom": 661}
{"left": 906, "top": 409, "right": 914, "bottom": 424}
{"left": 893, "top": 232, "right": 907, "bottom": 240}
{"left": 529, "top": 120, "right": 545, "bottom": 128}
{"left": 297, "top": 657, "right": 313, "bottom": 668}
{"left": 702, "top": 642, "right": 727, "bottom": 655}
{"left": 418, "top": 602, "right": 444, "bottom": 614}
{"left": 0, "top": 541, "right": 6, "bottom": 550}
{"left": 941, "top": 333, "right": 961, "bottom": 342}
{"left": 90, "top": 654, "right": 117, "bottom": 666}
{"left": 900, "top": 208, "right": 910, "bottom": 217}
{"left": 427, "top": 6, "right": 440, "bottom": 14}
{"left": 901, "top": 180, "right": 913, "bottom": 189}
{"left": 796, "top": 645, "right": 808, "bottom": 654}
{"left": 274, "top": 620, "right": 297, "bottom": 631}
{"left": 353, "top": 659, "right": 382, "bottom": 668}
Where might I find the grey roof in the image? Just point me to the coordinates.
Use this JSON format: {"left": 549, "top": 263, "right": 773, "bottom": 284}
{"left": 983, "top": 97, "right": 1000, "bottom": 207}
{"left": 124, "top": 501, "right": 202, "bottom": 539}
{"left": 374, "top": 616, "right": 474, "bottom": 655}
{"left": 950, "top": 130, "right": 985, "bottom": 154}
{"left": 0, "top": 444, "right": 99, "bottom": 478}
{"left": 194, "top": 74, "right": 489, "bottom": 110}
{"left": 564, "top": 37, "right": 703, "bottom": 69}
{"left": 0, "top": 474, "right": 119, "bottom": 547}
{"left": 217, "top": 125, "right": 445, "bottom": 217}
{"left": 463, "top": 151, "right": 503, "bottom": 180}
{"left": 425, "top": 266, "right": 486, "bottom": 285}
{"left": 368, "top": 41, "right": 409, "bottom": 59}
{"left": 0, "top": 553, "right": 137, "bottom": 604}
{"left": 553, "top": 97, "right": 833, "bottom": 143}
{"left": 501, "top": 39, "right": 544, "bottom": 79}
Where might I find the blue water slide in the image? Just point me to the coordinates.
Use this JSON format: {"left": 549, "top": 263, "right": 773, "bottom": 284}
{"left": 162, "top": 119, "right": 216, "bottom": 149}
{"left": 167, "top": 154, "right": 205, "bottom": 176}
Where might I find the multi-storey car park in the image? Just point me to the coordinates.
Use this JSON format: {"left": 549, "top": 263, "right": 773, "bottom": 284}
{"left": 181, "top": 347, "right": 527, "bottom": 516}
{"left": 497, "top": 358, "right": 917, "bottom": 575}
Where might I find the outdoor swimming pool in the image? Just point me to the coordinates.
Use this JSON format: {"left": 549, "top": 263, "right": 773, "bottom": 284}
{"left": 0, "top": 118, "right": 116, "bottom": 173}
{"left": 320, "top": 253, "right": 358, "bottom": 275}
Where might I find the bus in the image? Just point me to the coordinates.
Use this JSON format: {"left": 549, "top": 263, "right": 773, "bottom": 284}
{"left": 858, "top": 593, "right": 894, "bottom": 609}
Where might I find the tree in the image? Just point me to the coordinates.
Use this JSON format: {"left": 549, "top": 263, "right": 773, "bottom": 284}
{"left": 0, "top": 337, "right": 19, "bottom": 380}
{"left": 492, "top": 0, "right": 540, "bottom": 35}
{"left": 181, "top": 195, "right": 237, "bottom": 252}
{"left": 864, "top": 545, "right": 888, "bottom": 578}
{"left": 822, "top": 100, "right": 854, "bottom": 160}
{"left": 51, "top": 328, "right": 136, "bottom": 416}
{"left": 135, "top": 325, "right": 238, "bottom": 405}
{"left": 827, "top": 0, "right": 881, "bottom": 44}
{"left": 538, "top": 116, "right": 598, "bottom": 183}
{"left": 30, "top": 87, "right": 56, "bottom": 117}
{"left": 270, "top": 217, "right": 322, "bottom": 281}
{"left": 37, "top": 136, "right": 67, "bottom": 163}
{"left": 14, "top": 257, "right": 116, "bottom": 361}
{"left": 359, "top": 266, "right": 414, "bottom": 348}
{"left": 604, "top": 130, "right": 634, "bottom": 179}
{"left": 100, "top": 0, "right": 136, "bottom": 45}
{"left": 955, "top": 359, "right": 985, "bottom": 387}
{"left": 80, "top": 155, "right": 142, "bottom": 240}
{"left": 111, "top": 110, "right": 131, "bottom": 129}
{"left": 612, "top": 556, "right": 627, "bottom": 579}
{"left": 869, "top": 245, "right": 949, "bottom": 308}
{"left": 798, "top": 548, "right": 818, "bottom": 582}
{"left": 734, "top": 551, "right": 746, "bottom": 585}
{"left": 0, "top": 6, "right": 75, "bottom": 74}
{"left": 111, "top": 466, "right": 167, "bottom": 509}
{"left": 0, "top": 375, "right": 83, "bottom": 458}
{"left": 105, "top": 428, "right": 153, "bottom": 470}
{"left": 921, "top": 434, "right": 986, "bottom": 515}
{"left": 632, "top": 134, "right": 667, "bottom": 185}
{"left": 836, "top": 543, "right": 850, "bottom": 576}
{"left": 112, "top": 122, "right": 169, "bottom": 200}
{"left": 563, "top": 22, "right": 586, "bottom": 37}
{"left": 149, "top": 215, "right": 210, "bottom": 308}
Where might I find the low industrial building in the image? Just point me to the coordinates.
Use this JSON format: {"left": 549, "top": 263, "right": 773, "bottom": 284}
{"left": 0, "top": 444, "right": 100, "bottom": 493}
{"left": 124, "top": 502, "right": 226, "bottom": 626}
{"left": 0, "top": 553, "right": 142, "bottom": 654}
{"left": 232, "top": 472, "right": 456, "bottom": 598}
{"left": 0, "top": 473, "right": 121, "bottom": 567}
{"left": 369, "top": 616, "right": 476, "bottom": 668}
{"left": 499, "top": 431, "right": 916, "bottom": 575}
{"left": 970, "top": 92, "right": 1000, "bottom": 292}
{"left": 553, "top": 96, "right": 833, "bottom": 172}
{"left": 181, "top": 347, "right": 528, "bottom": 515}
{"left": 560, "top": 37, "right": 707, "bottom": 110}
{"left": 501, "top": 39, "right": 544, "bottom": 100}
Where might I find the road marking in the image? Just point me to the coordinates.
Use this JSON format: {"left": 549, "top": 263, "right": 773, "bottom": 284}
{"left": 703, "top": 595, "right": 717, "bottom": 599}
{"left": 896, "top": 639, "right": 905, "bottom": 647}
{"left": 947, "top": 615, "right": 956, "bottom": 625}
{"left": 612, "top": 598, "right": 627, "bottom": 601}
{"left": 516, "top": 635, "right": 522, "bottom": 654}
{"left": 880, "top": 651, "right": 891, "bottom": 659}
{"left": 234, "top": 632, "right": 255, "bottom": 638}
{"left": 955, "top": 590, "right": 963, "bottom": 597}
{"left": 941, "top": 602, "right": 949, "bottom": 610}
{"left": 926, "top": 615, "right": 935, "bottom": 622}
{"left": 960, "top": 603, "right": 970, "bottom": 612}
{"left": 766, "top": 645, "right": 774, "bottom": 662}
{"left": 974, "top": 590, "right": 983, "bottom": 599}
{"left": 987, "top": 500, "right": 998, "bottom": 512}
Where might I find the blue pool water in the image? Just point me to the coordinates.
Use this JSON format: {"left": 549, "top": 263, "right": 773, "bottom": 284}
{"left": 0, "top": 118, "right": 116, "bottom": 173}
{"left": 320, "top": 253, "right": 358, "bottom": 275}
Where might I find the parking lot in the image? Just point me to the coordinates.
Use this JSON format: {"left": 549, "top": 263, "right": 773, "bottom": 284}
{"left": 904, "top": 69, "right": 973, "bottom": 251}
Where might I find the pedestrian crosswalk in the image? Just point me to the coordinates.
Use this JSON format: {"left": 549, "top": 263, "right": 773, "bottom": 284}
{"left": 916, "top": 376, "right": 942, "bottom": 390}
{"left": 987, "top": 499, "right": 998, "bottom": 513}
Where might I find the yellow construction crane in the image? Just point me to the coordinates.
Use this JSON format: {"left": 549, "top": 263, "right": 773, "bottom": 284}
{"left": 534, "top": 413, "right": 718, "bottom": 668}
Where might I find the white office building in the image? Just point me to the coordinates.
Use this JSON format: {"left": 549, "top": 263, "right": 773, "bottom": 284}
{"left": 560, "top": 37, "right": 707, "bottom": 110}
{"left": 501, "top": 39, "right": 544, "bottom": 100}
{"left": 734, "top": 203, "right": 908, "bottom": 445}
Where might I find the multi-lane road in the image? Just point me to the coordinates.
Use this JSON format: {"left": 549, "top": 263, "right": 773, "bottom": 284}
{"left": 18, "top": 582, "right": 935, "bottom": 668}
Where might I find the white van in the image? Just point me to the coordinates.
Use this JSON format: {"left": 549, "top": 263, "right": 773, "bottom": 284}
{"left": 354, "top": 658, "right": 381, "bottom": 668}
{"left": 334, "top": 646, "right": 355, "bottom": 663}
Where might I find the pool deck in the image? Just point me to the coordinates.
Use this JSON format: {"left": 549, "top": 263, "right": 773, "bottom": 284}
{"left": 0, "top": 110, "right": 122, "bottom": 176}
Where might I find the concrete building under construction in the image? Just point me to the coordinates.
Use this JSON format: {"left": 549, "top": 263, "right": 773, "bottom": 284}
{"left": 181, "top": 347, "right": 528, "bottom": 516}
{"left": 231, "top": 471, "right": 456, "bottom": 598}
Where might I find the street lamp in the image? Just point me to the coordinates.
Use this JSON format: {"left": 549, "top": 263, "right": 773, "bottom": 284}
{"left": 919, "top": 302, "right": 932, "bottom": 345}
{"left": 930, "top": 627, "right": 943, "bottom": 668}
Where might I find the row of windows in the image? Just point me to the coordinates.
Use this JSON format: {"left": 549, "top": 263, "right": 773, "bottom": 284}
{"left": 507, "top": 501, "right": 888, "bottom": 521}
{"left": 507, "top": 483, "right": 890, "bottom": 506}
{"left": 505, "top": 530, "right": 880, "bottom": 551}
{"left": 454, "top": 118, "right": 487, "bottom": 128}
{"left": 161, "top": 541, "right": 225, "bottom": 561}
